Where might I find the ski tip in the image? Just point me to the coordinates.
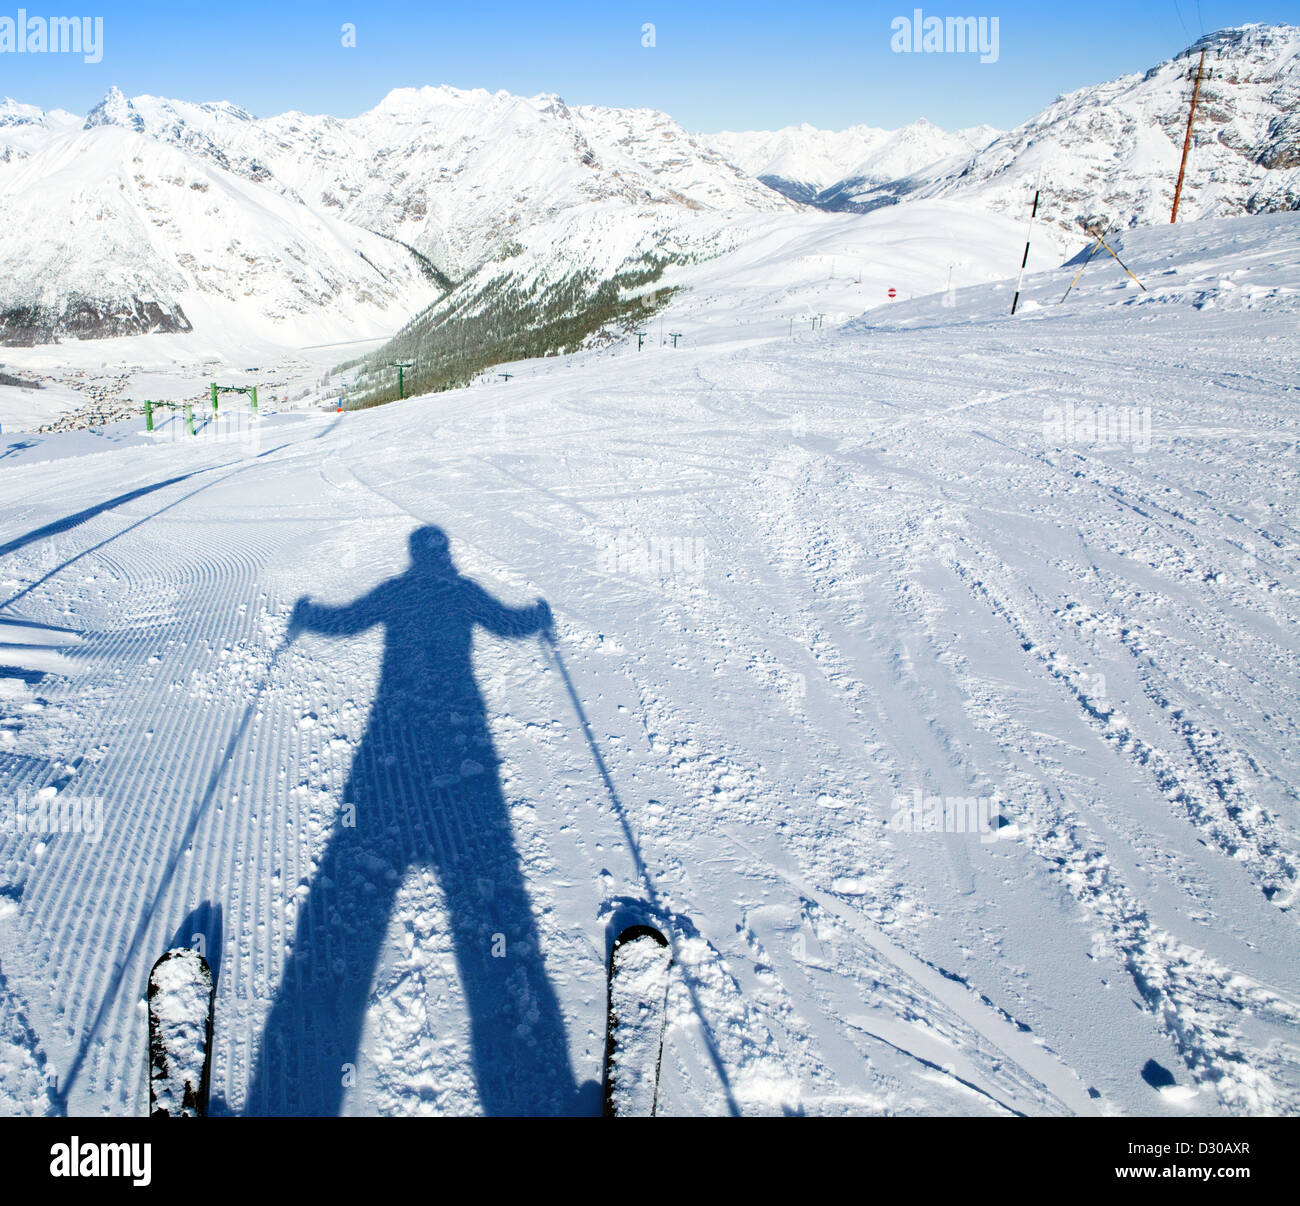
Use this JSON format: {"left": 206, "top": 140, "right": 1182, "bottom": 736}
{"left": 148, "top": 947, "right": 214, "bottom": 992}
{"left": 604, "top": 924, "right": 673, "bottom": 1119}
{"left": 150, "top": 945, "right": 212, "bottom": 971}
{"left": 147, "top": 947, "right": 216, "bottom": 1119}
{"left": 611, "top": 923, "right": 669, "bottom": 951}
{"left": 609, "top": 924, "right": 672, "bottom": 973}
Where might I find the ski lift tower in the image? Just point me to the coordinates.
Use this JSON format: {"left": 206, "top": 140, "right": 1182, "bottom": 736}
{"left": 210, "top": 382, "right": 259, "bottom": 415}
{"left": 390, "top": 360, "right": 415, "bottom": 400}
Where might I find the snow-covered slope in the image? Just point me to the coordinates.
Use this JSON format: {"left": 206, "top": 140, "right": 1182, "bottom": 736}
{"left": 0, "top": 126, "right": 441, "bottom": 347}
{"left": 346, "top": 191, "right": 1081, "bottom": 407}
{"left": 861, "top": 24, "right": 1300, "bottom": 232}
{"left": 0, "top": 210, "right": 1296, "bottom": 1117}
{"left": 0, "top": 99, "right": 79, "bottom": 165}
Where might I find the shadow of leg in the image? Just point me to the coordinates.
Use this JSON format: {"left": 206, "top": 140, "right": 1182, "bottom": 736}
{"left": 246, "top": 824, "right": 399, "bottom": 1116}
{"left": 434, "top": 776, "right": 579, "bottom": 1116}
{"left": 248, "top": 770, "right": 579, "bottom": 1114}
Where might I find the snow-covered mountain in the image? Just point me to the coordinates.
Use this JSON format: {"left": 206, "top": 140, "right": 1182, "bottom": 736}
{"left": 708, "top": 24, "right": 1298, "bottom": 233}
{"left": 706, "top": 119, "right": 1000, "bottom": 205}
{"left": 75, "top": 85, "right": 787, "bottom": 280}
{"left": 0, "top": 85, "right": 788, "bottom": 347}
{"left": 857, "top": 24, "right": 1300, "bottom": 232}
{"left": 0, "top": 98, "right": 79, "bottom": 164}
{"left": 1, "top": 23, "right": 1295, "bottom": 351}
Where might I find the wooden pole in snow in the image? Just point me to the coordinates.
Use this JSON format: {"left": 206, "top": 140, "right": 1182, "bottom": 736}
{"left": 1094, "top": 233, "right": 1147, "bottom": 291}
{"left": 1171, "top": 50, "right": 1207, "bottom": 224}
{"left": 1059, "top": 238, "right": 1103, "bottom": 305}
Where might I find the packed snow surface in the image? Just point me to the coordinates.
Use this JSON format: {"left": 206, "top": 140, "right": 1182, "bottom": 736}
{"left": 0, "top": 211, "right": 1296, "bottom": 1116}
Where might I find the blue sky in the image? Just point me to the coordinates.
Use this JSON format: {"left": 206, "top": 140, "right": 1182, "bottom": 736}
{"left": 0, "top": 2, "right": 1293, "bottom": 131}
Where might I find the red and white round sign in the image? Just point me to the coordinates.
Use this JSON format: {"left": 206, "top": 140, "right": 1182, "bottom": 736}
{"left": 888, "top": 288, "right": 897, "bottom": 299}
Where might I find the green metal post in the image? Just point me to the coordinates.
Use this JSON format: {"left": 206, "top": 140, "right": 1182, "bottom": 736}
{"left": 210, "top": 382, "right": 218, "bottom": 413}
{"left": 250, "top": 386, "right": 258, "bottom": 415}
{"left": 185, "top": 404, "right": 195, "bottom": 436}
{"left": 144, "top": 400, "right": 154, "bottom": 432}
{"left": 389, "top": 360, "right": 414, "bottom": 400}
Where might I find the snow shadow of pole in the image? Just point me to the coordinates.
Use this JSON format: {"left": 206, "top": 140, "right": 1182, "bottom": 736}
{"left": 540, "top": 630, "right": 741, "bottom": 1117}
{"left": 51, "top": 647, "right": 283, "bottom": 1114}
{"left": 246, "top": 525, "right": 577, "bottom": 1115}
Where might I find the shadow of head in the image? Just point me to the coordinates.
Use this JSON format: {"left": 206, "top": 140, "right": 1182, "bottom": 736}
{"left": 409, "top": 525, "right": 453, "bottom": 572}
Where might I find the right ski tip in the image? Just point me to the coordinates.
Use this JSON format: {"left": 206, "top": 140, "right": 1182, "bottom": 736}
{"left": 611, "top": 923, "right": 669, "bottom": 953}
{"left": 149, "top": 946, "right": 213, "bottom": 989}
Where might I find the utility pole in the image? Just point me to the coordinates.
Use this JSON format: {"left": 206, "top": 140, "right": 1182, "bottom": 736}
{"left": 635, "top": 332, "right": 648, "bottom": 351}
{"left": 668, "top": 332, "right": 682, "bottom": 348}
{"left": 390, "top": 360, "right": 414, "bottom": 399}
{"left": 1171, "top": 49, "right": 1207, "bottom": 224}
{"left": 499, "top": 372, "right": 513, "bottom": 382}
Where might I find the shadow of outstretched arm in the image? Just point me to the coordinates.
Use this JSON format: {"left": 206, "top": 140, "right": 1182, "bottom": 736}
{"left": 288, "top": 584, "right": 392, "bottom": 641}
{"left": 463, "top": 581, "right": 553, "bottom": 639}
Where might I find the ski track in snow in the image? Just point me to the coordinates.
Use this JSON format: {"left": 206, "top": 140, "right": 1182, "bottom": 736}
{"left": 0, "top": 217, "right": 1298, "bottom": 1116}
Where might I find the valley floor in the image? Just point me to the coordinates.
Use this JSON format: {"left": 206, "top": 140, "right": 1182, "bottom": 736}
{"left": 0, "top": 215, "right": 1297, "bottom": 1116}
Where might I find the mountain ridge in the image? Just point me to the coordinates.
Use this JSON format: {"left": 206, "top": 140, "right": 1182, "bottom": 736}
{"left": 0, "top": 23, "right": 1295, "bottom": 352}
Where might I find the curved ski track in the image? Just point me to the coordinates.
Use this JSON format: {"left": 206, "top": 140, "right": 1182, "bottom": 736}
{"left": 0, "top": 295, "right": 1297, "bottom": 1115}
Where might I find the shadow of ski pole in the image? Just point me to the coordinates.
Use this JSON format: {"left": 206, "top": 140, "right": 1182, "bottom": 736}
{"left": 51, "top": 643, "right": 287, "bottom": 1113}
{"left": 540, "top": 629, "right": 740, "bottom": 1117}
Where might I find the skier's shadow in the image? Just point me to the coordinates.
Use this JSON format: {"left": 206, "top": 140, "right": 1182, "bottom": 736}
{"left": 247, "top": 526, "right": 584, "bottom": 1115}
